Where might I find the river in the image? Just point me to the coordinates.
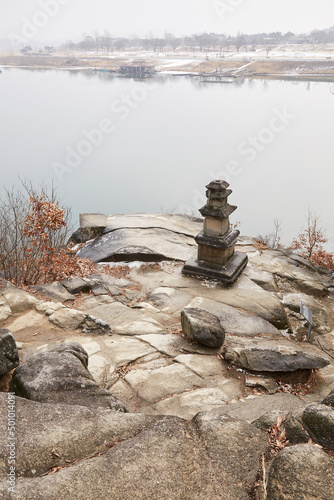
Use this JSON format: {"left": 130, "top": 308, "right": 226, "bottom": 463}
{"left": 1, "top": 68, "right": 333, "bottom": 248}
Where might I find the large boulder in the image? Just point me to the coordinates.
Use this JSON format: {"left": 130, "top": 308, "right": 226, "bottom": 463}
{"left": 0, "top": 328, "right": 19, "bottom": 375}
{"left": 76, "top": 214, "right": 202, "bottom": 264}
{"left": 266, "top": 444, "right": 334, "bottom": 499}
{"left": 302, "top": 403, "right": 334, "bottom": 450}
{"left": 124, "top": 363, "right": 203, "bottom": 403}
{"left": 181, "top": 307, "right": 225, "bottom": 348}
{"left": 222, "top": 336, "right": 331, "bottom": 372}
{"left": 77, "top": 227, "right": 197, "bottom": 263}
{"left": 0, "top": 393, "right": 149, "bottom": 478}
{"left": 2, "top": 287, "right": 38, "bottom": 314}
{"left": 10, "top": 342, "right": 127, "bottom": 411}
{"left": 0, "top": 413, "right": 267, "bottom": 499}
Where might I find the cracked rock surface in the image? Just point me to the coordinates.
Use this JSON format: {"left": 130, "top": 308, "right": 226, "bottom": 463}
{"left": 1, "top": 214, "right": 334, "bottom": 499}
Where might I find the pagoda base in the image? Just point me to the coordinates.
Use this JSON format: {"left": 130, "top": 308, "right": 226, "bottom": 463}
{"left": 182, "top": 251, "right": 248, "bottom": 285}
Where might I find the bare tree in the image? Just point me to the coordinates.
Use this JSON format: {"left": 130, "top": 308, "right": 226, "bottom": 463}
{"left": 257, "top": 218, "right": 282, "bottom": 249}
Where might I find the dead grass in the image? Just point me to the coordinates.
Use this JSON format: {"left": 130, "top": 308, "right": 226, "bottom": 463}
{"left": 0, "top": 55, "right": 127, "bottom": 69}
{"left": 250, "top": 59, "right": 334, "bottom": 75}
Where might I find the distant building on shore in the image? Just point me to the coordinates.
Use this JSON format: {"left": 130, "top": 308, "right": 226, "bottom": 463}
{"left": 119, "top": 61, "right": 154, "bottom": 77}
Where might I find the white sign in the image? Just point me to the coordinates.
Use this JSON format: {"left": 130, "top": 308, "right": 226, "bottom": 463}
{"left": 300, "top": 302, "right": 313, "bottom": 325}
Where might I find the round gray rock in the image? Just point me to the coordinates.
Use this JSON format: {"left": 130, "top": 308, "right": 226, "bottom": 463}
{"left": 267, "top": 444, "right": 334, "bottom": 499}
{"left": 181, "top": 307, "right": 225, "bottom": 348}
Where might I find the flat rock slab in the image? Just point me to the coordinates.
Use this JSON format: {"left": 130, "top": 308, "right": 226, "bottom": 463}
{"left": 104, "top": 213, "right": 202, "bottom": 237}
{"left": 0, "top": 393, "right": 149, "bottom": 478}
{"left": 124, "top": 363, "right": 203, "bottom": 403}
{"left": 77, "top": 297, "right": 165, "bottom": 335}
{"left": 213, "top": 393, "right": 308, "bottom": 424}
{"left": 138, "top": 333, "right": 224, "bottom": 357}
{"left": 77, "top": 227, "right": 197, "bottom": 263}
{"left": 87, "top": 273, "right": 135, "bottom": 289}
{"left": 174, "top": 353, "right": 224, "bottom": 377}
{"left": 30, "top": 282, "right": 74, "bottom": 302}
{"left": 186, "top": 296, "right": 281, "bottom": 336}
{"left": 145, "top": 272, "right": 289, "bottom": 330}
{"left": 146, "top": 286, "right": 193, "bottom": 313}
{"left": 143, "top": 387, "right": 231, "bottom": 420}
{"left": 223, "top": 336, "right": 331, "bottom": 372}
{"left": 104, "top": 335, "right": 157, "bottom": 367}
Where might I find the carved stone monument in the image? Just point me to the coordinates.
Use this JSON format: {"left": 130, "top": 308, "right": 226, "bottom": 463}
{"left": 182, "top": 180, "right": 248, "bottom": 284}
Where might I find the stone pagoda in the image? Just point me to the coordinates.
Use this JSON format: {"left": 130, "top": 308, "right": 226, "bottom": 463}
{"left": 182, "top": 180, "right": 248, "bottom": 284}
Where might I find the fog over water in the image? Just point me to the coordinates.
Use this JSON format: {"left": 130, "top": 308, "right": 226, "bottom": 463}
{"left": 1, "top": 68, "right": 333, "bottom": 248}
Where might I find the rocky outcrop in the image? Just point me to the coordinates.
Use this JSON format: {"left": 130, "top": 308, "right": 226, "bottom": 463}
{"left": 0, "top": 393, "right": 149, "bottom": 478}
{"left": 0, "top": 411, "right": 267, "bottom": 500}
{"left": 1, "top": 213, "right": 334, "bottom": 498}
{"left": 77, "top": 214, "right": 202, "bottom": 263}
{"left": 0, "top": 328, "right": 19, "bottom": 375}
{"left": 181, "top": 307, "right": 225, "bottom": 348}
{"left": 10, "top": 343, "right": 127, "bottom": 411}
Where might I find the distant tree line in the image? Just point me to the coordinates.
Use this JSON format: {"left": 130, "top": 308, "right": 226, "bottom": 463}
{"left": 61, "top": 27, "right": 334, "bottom": 54}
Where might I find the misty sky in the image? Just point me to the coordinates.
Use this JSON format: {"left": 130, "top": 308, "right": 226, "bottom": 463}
{"left": 1, "top": 0, "right": 333, "bottom": 43}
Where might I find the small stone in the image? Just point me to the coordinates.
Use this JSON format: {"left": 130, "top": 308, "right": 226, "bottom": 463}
{"left": 245, "top": 375, "right": 278, "bottom": 394}
{"left": 181, "top": 307, "right": 225, "bottom": 348}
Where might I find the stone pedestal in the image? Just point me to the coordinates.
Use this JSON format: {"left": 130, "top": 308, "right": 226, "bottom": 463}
{"left": 182, "top": 180, "right": 248, "bottom": 284}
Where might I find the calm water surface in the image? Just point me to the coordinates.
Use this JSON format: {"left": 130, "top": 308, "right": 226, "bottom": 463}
{"left": 1, "top": 68, "right": 333, "bottom": 248}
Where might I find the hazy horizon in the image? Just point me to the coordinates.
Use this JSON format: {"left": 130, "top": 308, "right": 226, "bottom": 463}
{"left": 1, "top": 0, "right": 333, "bottom": 45}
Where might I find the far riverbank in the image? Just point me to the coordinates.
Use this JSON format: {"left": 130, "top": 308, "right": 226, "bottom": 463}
{"left": 1, "top": 51, "right": 334, "bottom": 82}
